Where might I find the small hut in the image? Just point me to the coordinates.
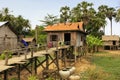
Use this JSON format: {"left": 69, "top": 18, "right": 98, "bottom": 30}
{"left": 44, "top": 22, "right": 87, "bottom": 47}
{"left": 102, "top": 35, "right": 119, "bottom": 50}
{"left": 22, "top": 37, "right": 36, "bottom": 47}
{"left": 0, "top": 21, "right": 18, "bottom": 52}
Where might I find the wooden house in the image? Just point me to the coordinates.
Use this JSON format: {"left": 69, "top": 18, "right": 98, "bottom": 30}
{"left": 44, "top": 22, "right": 87, "bottom": 47}
{"left": 0, "top": 21, "right": 18, "bottom": 52}
{"left": 102, "top": 35, "right": 119, "bottom": 50}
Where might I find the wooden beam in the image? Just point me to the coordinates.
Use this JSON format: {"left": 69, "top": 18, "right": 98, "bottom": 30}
{"left": 34, "top": 57, "right": 37, "bottom": 74}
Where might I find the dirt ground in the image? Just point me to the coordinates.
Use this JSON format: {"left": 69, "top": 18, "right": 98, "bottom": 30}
{"left": 19, "top": 56, "right": 93, "bottom": 80}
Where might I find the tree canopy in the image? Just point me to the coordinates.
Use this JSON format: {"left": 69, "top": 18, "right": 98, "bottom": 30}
{"left": 41, "top": 1, "right": 120, "bottom": 38}
{"left": 0, "top": 8, "right": 31, "bottom": 35}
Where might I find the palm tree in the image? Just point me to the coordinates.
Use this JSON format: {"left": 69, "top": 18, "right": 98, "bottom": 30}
{"left": 106, "top": 7, "right": 116, "bottom": 35}
{"left": 97, "top": 5, "right": 108, "bottom": 34}
{"left": 115, "top": 8, "right": 120, "bottom": 22}
{"left": 80, "top": 1, "right": 93, "bottom": 25}
{"left": 60, "top": 6, "right": 70, "bottom": 23}
{"left": 70, "top": 4, "right": 82, "bottom": 22}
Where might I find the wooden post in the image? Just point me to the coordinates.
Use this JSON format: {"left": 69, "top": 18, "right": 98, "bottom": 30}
{"left": 5, "top": 51, "right": 9, "bottom": 65}
{"left": 45, "top": 54, "right": 49, "bottom": 70}
{"left": 63, "top": 48, "right": 67, "bottom": 68}
{"left": 18, "top": 51, "right": 20, "bottom": 57}
{"left": 55, "top": 50, "right": 59, "bottom": 70}
{"left": 31, "top": 48, "right": 33, "bottom": 58}
{"left": 34, "top": 57, "right": 37, "bottom": 74}
{"left": 74, "top": 46, "right": 77, "bottom": 63}
{"left": 4, "top": 70, "right": 8, "bottom": 80}
{"left": 30, "top": 58, "right": 34, "bottom": 75}
{"left": 17, "top": 64, "right": 21, "bottom": 80}
{"left": 24, "top": 48, "right": 27, "bottom": 60}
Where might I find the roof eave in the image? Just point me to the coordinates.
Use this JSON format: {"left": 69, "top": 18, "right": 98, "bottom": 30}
{"left": 44, "top": 30, "right": 87, "bottom": 34}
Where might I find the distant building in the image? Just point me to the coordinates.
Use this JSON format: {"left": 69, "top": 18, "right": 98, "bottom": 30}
{"left": 0, "top": 21, "right": 18, "bottom": 52}
{"left": 102, "top": 35, "right": 119, "bottom": 50}
{"left": 22, "top": 37, "right": 36, "bottom": 47}
{"left": 44, "top": 22, "right": 87, "bottom": 47}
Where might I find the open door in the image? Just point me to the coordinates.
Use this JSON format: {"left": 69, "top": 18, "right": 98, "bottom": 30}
{"left": 64, "top": 33, "right": 71, "bottom": 45}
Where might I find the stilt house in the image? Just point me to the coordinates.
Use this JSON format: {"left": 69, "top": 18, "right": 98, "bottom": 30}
{"left": 44, "top": 22, "right": 87, "bottom": 47}
{"left": 102, "top": 35, "right": 119, "bottom": 50}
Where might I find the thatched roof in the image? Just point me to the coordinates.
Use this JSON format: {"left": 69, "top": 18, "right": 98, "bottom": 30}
{"left": 22, "top": 37, "right": 35, "bottom": 42}
{"left": 102, "top": 35, "right": 119, "bottom": 41}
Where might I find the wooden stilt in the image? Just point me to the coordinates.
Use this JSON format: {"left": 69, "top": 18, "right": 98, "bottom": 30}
{"left": 5, "top": 51, "right": 9, "bottom": 66}
{"left": 17, "top": 64, "right": 21, "bottom": 80}
{"left": 34, "top": 57, "right": 37, "bottom": 74}
{"left": 55, "top": 50, "right": 59, "bottom": 70}
{"left": 74, "top": 46, "right": 77, "bottom": 63}
{"left": 63, "top": 48, "right": 67, "bottom": 68}
{"left": 4, "top": 70, "right": 8, "bottom": 80}
{"left": 45, "top": 54, "right": 49, "bottom": 70}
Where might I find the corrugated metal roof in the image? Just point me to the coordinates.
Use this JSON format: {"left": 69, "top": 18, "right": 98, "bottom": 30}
{"left": 0, "top": 21, "right": 8, "bottom": 27}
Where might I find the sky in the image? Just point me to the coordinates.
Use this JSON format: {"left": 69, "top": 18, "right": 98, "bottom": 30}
{"left": 0, "top": 0, "right": 120, "bottom": 35}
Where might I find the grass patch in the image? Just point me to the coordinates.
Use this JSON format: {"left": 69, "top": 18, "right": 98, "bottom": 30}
{"left": 92, "top": 56, "right": 120, "bottom": 80}
{"left": 94, "top": 51, "right": 109, "bottom": 54}
{"left": 80, "top": 67, "right": 112, "bottom": 80}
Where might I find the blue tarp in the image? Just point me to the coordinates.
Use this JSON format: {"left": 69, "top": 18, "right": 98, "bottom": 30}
{"left": 21, "top": 39, "right": 28, "bottom": 46}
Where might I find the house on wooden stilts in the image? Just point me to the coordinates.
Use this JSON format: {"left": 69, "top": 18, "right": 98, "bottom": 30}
{"left": 44, "top": 22, "right": 87, "bottom": 61}
{"left": 102, "top": 35, "right": 119, "bottom": 50}
{"left": 44, "top": 22, "right": 87, "bottom": 47}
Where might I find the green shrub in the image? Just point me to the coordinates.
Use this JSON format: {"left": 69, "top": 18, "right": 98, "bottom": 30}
{"left": 0, "top": 53, "right": 5, "bottom": 60}
{"left": 10, "top": 77, "right": 18, "bottom": 80}
{"left": 0, "top": 51, "right": 13, "bottom": 60}
{"left": 28, "top": 75, "right": 38, "bottom": 80}
{"left": 46, "top": 77, "right": 54, "bottom": 80}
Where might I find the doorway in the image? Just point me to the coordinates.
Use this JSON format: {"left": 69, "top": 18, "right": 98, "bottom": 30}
{"left": 64, "top": 33, "right": 71, "bottom": 45}
{"left": 113, "top": 41, "right": 116, "bottom": 45}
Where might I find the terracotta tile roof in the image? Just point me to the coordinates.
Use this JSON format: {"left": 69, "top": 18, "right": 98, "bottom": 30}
{"left": 44, "top": 22, "right": 84, "bottom": 32}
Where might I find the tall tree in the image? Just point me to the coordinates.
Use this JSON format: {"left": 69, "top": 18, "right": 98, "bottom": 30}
{"left": 70, "top": 4, "right": 82, "bottom": 22}
{"left": 106, "top": 7, "right": 116, "bottom": 35}
{"left": 60, "top": 6, "right": 70, "bottom": 23}
{"left": 0, "top": 8, "right": 31, "bottom": 35}
{"left": 64, "top": 1, "right": 106, "bottom": 37}
{"left": 98, "top": 5, "right": 108, "bottom": 34}
{"left": 80, "top": 1, "right": 93, "bottom": 25}
{"left": 40, "top": 14, "right": 59, "bottom": 26}
{"left": 115, "top": 8, "right": 120, "bottom": 22}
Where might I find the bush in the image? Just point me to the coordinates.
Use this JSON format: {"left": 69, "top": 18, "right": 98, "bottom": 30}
{"left": 10, "top": 77, "right": 18, "bottom": 80}
{"left": 0, "top": 51, "right": 13, "bottom": 60}
{"left": 28, "top": 75, "right": 38, "bottom": 80}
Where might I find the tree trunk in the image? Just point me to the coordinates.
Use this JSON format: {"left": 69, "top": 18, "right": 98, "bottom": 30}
{"left": 103, "top": 26, "right": 105, "bottom": 35}
{"left": 110, "top": 19, "right": 112, "bottom": 35}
